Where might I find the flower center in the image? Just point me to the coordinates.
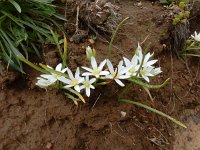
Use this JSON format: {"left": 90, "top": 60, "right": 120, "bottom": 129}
{"left": 141, "top": 70, "right": 146, "bottom": 75}
{"left": 93, "top": 69, "right": 100, "bottom": 75}
{"left": 85, "top": 81, "right": 91, "bottom": 88}
{"left": 71, "top": 79, "right": 78, "bottom": 86}
{"left": 129, "top": 68, "right": 135, "bottom": 74}
{"left": 53, "top": 74, "right": 60, "bottom": 79}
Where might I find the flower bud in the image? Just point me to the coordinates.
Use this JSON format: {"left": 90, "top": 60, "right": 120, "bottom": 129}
{"left": 86, "top": 46, "right": 96, "bottom": 61}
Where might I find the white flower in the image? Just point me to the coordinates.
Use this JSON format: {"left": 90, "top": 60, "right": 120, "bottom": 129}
{"left": 36, "top": 63, "right": 68, "bottom": 87}
{"left": 35, "top": 77, "right": 53, "bottom": 88}
{"left": 140, "top": 66, "right": 162, "bottom": 82}
{"left": 191, "top": 31, "right": 200, "bottom": 42}
{"left": 59, "top": 67, "right": 84, "bottom": 92}
{"left": 106, "top": 59, "right": 131, "bottom": 87}
{"left": 150, "top": 67, "right": 162, "bottom": 76}
{"left": 82, "top": 56, "right": 109, "bottom": 78}
{"left": 80, "top": 76, "right": 96, "bottom": 97}
{"left": 123, "top": 55, "right": 140, "bottom": 76}
{"left": 135, "top": 43, "right": 157, "bottom": 68}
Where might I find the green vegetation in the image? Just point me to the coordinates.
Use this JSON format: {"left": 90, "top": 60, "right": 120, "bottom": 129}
{"left": 0, "top": 0, "right": 65, "bottom": 72}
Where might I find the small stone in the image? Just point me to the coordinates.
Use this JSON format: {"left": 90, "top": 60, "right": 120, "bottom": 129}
{"left": 88, "top": 38, "right": 95, "bottom": 44}
{"left": 121, "top": 111, "right": 127, "bottom": 117}
{"left": 46, "top": 142, "right": 53, "bottom": 149}
{"left": 137, "top": 2, "right": 142, "bottom": 7}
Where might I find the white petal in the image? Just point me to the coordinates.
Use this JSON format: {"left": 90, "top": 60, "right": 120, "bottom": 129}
{"left": 86, "top": 87, "right": 91, "bottom": 97}
{"left": 74, "top": 85, "right": 81, "bottom": 92}
{"left": 58, "top": 76, "right": 71, "bottom": 84}
{"left": 98, "top": 59, "right": 107, "bottom": 71}
{"left": 40, "top": 74, "right": 53, "bottom": 80}
{"left": 56, "top": 63, "right": 62, "bottom": 71}
{"left": 82, "top": 72, "right": 93, "bottom": 76}
{"left": 144, "top": 60, "right": 157, "bottom": 67}
{"left": 80, "top": 85, "right": 85, "bottom": 90}
{"left": 85, "top": 75, "right": 89, "bottom": 81}
{"left": 142, "top": 75, "right": 150, "bottom": 82}
{"left": 131, "top": 55, "right": 138, "bottom": 66}
{"left": 63, "top": 85, "right": 73, "bottom": 89}
{"left": 90, "top": 78, "right": 96, "bottom": 84}
{"left": 123, "top": 57, "right": 131, "bottom": 66}
{"left": 91, "top": 56, "right": 97, "bottom": 69}
{"left": 99, "top": 71, "right": 110, "bottom": 76}
{"left": 78, "top": 77, "right": 84, "bottom": 83}
{"left": 90, "top": 85, "right": 95, "bottom": 89}
{"left": 75, "top": 67, "right": 80, "bottom": 79}
{"left": 107, "top": 59, "right": 114, "bottom": 73}
{"left": 115, "top": 79, "right": 125, "bottom": 87}
{"left": 61, "top": 68, "right": 68, "bottom": 73}
{"left": 118, "top": 75, "right": 130, "bottom": 79}
{"left": 143, "top": 53, "right": 151, "bottom": 64}
{"left": 82, "top": 66, "right": 93, "bottom": 73}
{"left": 67, "top": 69, "right": 74, "bottom": 79}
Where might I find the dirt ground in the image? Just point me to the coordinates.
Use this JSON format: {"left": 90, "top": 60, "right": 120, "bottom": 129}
{"left": 0, "top": 0, "right": 200, "bottom": 150}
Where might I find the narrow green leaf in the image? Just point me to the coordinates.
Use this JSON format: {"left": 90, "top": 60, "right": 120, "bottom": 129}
{"left": 66, "top": 88, "right": 86, "bottom": 103}
{"left": 120, "top": 99, "right": 187, "bottom": 128}
{"left": 128, "top": 78, "right": 170, "bottom": 89}
{"left": 39, "top": 63, "right": 68, "bottom": 77}
{"left": 18, "top": 55, "right": 48, "bottom": 74}
{"left": 8, "top": 0, "right": 21, "bottom": 13}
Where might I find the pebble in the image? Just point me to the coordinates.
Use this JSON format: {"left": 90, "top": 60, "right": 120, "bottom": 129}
{"left": 137, "top": 2, "right": 142, "bottom": 7}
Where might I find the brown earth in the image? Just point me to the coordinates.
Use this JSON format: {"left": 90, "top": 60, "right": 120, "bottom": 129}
{"left": 0, "top": 0, "right": 200, "bottom": 150}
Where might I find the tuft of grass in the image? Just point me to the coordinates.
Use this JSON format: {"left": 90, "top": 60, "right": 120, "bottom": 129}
{"left": 0, "top": 0, "right": 65, "bottom": 72}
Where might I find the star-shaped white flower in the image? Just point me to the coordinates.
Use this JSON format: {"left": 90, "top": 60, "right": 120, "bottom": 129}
{"left": 135, "top": 43, "right": 157, "bottom": 68}
{"left": 36, "top": 63, "right": 68, "bottom": 87}
{"left": 140, "top": 66, "right": 162, "bottom": 82}
{"left": 35, "top": 77, "right": 53, "bottom": 88}
{"left": 191, "top": 31, "right": 200, "bottom": 42}
{"left": 123, "top": 55, "right": 140, "bottom": 77}
{"left": 59, "top": 67, "right": 84, "bottom": 92}
{"left": 80, "top": 76, "right": 96, "bottom": 97}
{"left": 106, "top": 59, "right": 131, "bottom": 87}
{"left": 82, "top": 56, "right": 109, "bottom": 78}
{"left": 150, "top": 67, "right": 162, "bottom": 76}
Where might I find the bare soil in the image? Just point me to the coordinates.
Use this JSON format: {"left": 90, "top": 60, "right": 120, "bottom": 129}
{"left": 0, "top": 0, "right": 200, "bottom": 150}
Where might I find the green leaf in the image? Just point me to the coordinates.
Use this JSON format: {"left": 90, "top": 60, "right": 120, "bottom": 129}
{"left": 119, "top": 99, "right": 187, "bottom": 128}
{"left": 8, "top": 0, "right": 21, "bottom": 13}
{"left": 128, "top": 78, "right": 170, "bottom": 89}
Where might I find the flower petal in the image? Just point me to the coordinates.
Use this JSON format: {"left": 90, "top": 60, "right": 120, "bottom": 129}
{"left": 91, "top": 56, "right": 97, "bottom": 69}
{"left": 115, "top": 79, "right": 125, "bottom": 87}
{"left": 86, "top": 87, "right": 90, "bottom": 97}
{"left": 82, "top": 67, "right": 93, "bottom": 73}
{"left": 58, "top": 76, "right": 71, "bottom": 84}
{"left": 99, "top": 71, "right": 110, "bottom": 76}
{"left": 123, "top": 57, "right": 131, "bottom": 66}
{"left": 82, "top": 72, "right": 93, "bottom": 76}
{"left": 75, "top": 67, "right": 80, "bottom": 79}
{"left": 55, "top": 63, "right": 62, "bottom": 71}
{"left": 107, "top": 59, "right": 114, "bottom": 73}
{"left": 90, "top": 78, "right": 96, "bottom": 84}
{"left": 98, "top": 59, "right": 107, "bottom": 71}
{"left": 74, "top": 85, "right": 81, "bottom": 92}
{"left": 67, "top": 68, "right": 74, "bottom": 79}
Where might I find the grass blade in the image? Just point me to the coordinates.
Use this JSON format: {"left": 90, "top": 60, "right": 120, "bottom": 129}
{"left": 66, "top": 88, "right": 86, "bottom": 103}
{"left": 128, "top": 78, "right": 170, "bottom": 89}
{"left": 119, "top": 99, "right": 187, "bottom": 128}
